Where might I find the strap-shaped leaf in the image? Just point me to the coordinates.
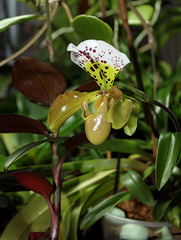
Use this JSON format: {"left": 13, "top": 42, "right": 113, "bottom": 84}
{"left": 80, "top": 191, "right": 131, "bottom": 229}
{"left": 0, "top": 14, "right": 39, "bottom": 32}
{"left": 0, "top": 114, "right": 49, "bottom": 136}
{"left": 155, "top": 131, "right": 181, "bottom": 190}
{"left": 121, "top": 170, "right": 155, "bottom": 207}
{"left": 3, "top": 137, "right": 64, "bottom": 171}
{"left": 82, "top": 139, "right": 151, "bottom": 157}
{"left": 153, "top": 199, "right": 172, "bottom": 221}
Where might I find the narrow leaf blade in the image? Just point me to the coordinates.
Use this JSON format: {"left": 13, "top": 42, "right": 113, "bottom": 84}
{"left": 82, "top": 139, "right": 149, "bottom": 156}
{"left": 156, "top": 132, "right": 181, "bottom": 190}
{"left": 0, "top": 114, "right": 48, "bottom": 136}
{"left": 0, "top": 14, "right": 38, "bottom": 32}
{"left": 121, "top": 170, "right": 155, "bottom": 207}
{"left": 153, "top": 199, "right": 172, "bottom": 221}
{"left": 80, "top": 191, "right": 131, "bottom": 229}
{"left": 3, "top": 137, "right": 64, "bottom": 170}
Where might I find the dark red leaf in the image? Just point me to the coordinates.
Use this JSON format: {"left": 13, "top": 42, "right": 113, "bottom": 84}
{"left": 0, "top": 114, "right": 49, "bottom": 137}
{"left": 0, "top": 167, "right": 35, "bottom": 192}
{"left": 14, "top": 171, "right": 54, "bottom": 199}
{"left": 74, "top": 80, "right": 99, "bottom": 92}
{"left": 12, "top": 56, "right": 67, "bottom": 106}
{"left": 27, "top": 232, "right": 48, "bottom": 240}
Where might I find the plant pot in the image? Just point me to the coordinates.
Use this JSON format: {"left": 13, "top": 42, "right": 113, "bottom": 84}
{"left": 101, "top": 209, "right": 178, "bottom": 240}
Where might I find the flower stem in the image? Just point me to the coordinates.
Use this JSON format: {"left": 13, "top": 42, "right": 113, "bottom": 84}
{"left": 114, "top": 152, "right": 121, "bottom": 194}
{"left": 45, "top": 0, "right": 54, "bottom": 63}
{"left": 149, "top": 98, "right": 181, "bottom": 133}
{"left": 116, "top": 82, "right": 181, "bottom": 133}
{"left": 51, "top": 132, "right": 61, "bottom": 221}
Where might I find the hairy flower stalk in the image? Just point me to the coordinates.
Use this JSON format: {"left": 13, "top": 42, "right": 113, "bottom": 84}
{"left": 48, "top": 40, "right": 140, "bottom": 145}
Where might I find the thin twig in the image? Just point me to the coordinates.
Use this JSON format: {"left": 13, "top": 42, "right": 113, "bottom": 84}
{"left": 100, "top": 0, "right": 106, "bottom": 20}
{"left": 61, "top": 1, "right": 73, "bottom": 24}
{"left": 118, "top": 0, "right": 156, "bottom": 156}
{"left": 127, "top": 0, "right": 160, "bottom": 98}
{"left": 0, "top": 2, "right": 58, "bottom": 67}
{"left": 45, "top": 0, "right": 54, "bottom": 63}
{"left": 113, "top": 15, "right": 119, "bottom": 49}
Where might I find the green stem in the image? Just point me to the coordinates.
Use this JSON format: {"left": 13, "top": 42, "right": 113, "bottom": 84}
{"left": 45, "top": 0, "right": 54, "bottom": 63}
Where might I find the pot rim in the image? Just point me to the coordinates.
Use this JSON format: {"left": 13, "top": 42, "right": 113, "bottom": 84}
{"left": 103, "top": 212, "right": 172, "bottom": 228}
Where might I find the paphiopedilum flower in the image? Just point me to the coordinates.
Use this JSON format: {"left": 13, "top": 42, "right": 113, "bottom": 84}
{"left": 48, "top": 40, "right": 140, "bottom": 145}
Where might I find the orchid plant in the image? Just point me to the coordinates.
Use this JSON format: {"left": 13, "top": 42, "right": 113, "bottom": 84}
{"left": 1, "top": 1, "right": 181, "bottom": 239}
{"left": 48, "top": 40, "right": 140, "bottom": 145}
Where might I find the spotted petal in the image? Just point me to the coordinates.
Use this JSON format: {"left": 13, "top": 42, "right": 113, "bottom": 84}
{"left": 67, "top": 40, "right": 130, "bottom": 90}
{"left": 48, "top": 90, "right": 99, "bottom": 132}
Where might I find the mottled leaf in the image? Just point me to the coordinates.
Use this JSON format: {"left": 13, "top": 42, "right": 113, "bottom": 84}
{"left": 12, "top": 57, "right": 67, "bottom": 106}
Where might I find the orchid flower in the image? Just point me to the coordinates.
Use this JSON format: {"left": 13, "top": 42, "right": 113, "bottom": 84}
{"left": 48, "top": 40, "right": 140, "bottom": 145}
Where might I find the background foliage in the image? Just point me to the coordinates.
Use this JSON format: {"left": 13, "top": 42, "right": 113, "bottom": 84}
{"left": 0, "top": 0, "right": 181, "bottom": 239}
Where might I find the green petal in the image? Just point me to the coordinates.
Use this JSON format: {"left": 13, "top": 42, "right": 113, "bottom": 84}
{"left": 107, "top": 98, "right": 134, "bottom": 129}
{"left": 48, "top": 90, "right": 99, "bottom": 132}
{"left": 82, "top": 96, "right": 112, "bottom": 145}
{"left": 124, "top": 98, "right": 140, "bottom": 136}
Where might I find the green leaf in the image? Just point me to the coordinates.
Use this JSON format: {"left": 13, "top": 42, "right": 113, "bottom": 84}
{"left": 126, "top": 5, "right": 154, "bottom": 25}
{"left": 0, "top": 196, "right": 50, "bottom": 240}
{"left": 3, "top": 137, "right": 64, "bottom": 170}
{"left": 164, "top": 205, "right": 181, "bottom": 229}
{"left": 156, "top": 85, "right": 172, "bottom": 131}
{"left": 153, "top": 199, "right": 172, "bottom": 221}
{"left": 0, "top": 14, "right": 39, "bottom": 32}
{"left": 62, "top": 169, "right": 115, "bottom": 197}
{"left": 80, "top": 191, "right": 131, "bottom": 229}
{"left": 82, "top": 139, "right": 150, "bottom": 157}
{"left": 155, "top": 132, "right": 181, "bottom": 190}
{"left": 72, "top": 14, "right": 113, "bottom": 42}
{"left": 66, "top": 186, "right": 96, "bottom": 240}
{"left": 61, "top": 158, "right": 117, "bottom": 173}
{"left": 121, "top": 170, "right": 155, "bottom": 207}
